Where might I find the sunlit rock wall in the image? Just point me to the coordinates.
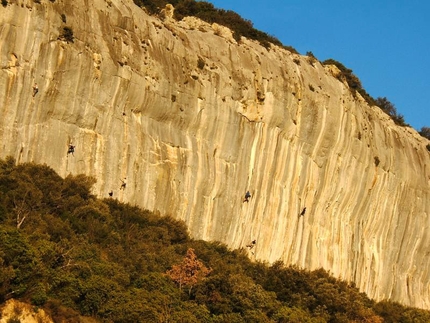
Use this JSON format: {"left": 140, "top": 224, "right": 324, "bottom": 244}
{"left": 1, "top": 0, "right": 429, "bottom": 309}
{"left": 0, "top": 299, "right": 54, "bottom": 323}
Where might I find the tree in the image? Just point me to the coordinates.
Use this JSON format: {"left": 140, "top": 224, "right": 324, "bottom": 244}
{"left": 166, "top": 248, "right": 211, "bottom": 294}
{"left": 419, "top": 127, "right": 430, "bottom": 140}
{"left": 375, "top": 97, "right": 396, "bottom": 117}
{"left": 374, "top": 97, "right": 406, "bottom": 126}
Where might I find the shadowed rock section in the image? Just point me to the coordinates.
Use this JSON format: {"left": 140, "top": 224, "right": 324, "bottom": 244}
{"left": 1, "top": 0, "right": 429, "bottom": 309}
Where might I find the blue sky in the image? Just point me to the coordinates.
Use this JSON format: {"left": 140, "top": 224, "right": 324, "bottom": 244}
{"left": 207, "top": 0, "right": 429, "bottom": 131}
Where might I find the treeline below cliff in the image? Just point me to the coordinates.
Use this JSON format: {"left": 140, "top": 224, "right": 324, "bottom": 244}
{"left": 1, "top": 158, "right": 430, "bottom": 323}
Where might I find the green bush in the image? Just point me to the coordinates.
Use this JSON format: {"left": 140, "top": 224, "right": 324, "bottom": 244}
{"left": 6, "top": 318, "right": 21, "bottom": 323}
{"left": 133, "top": 0, "right": 295, "bottom": 51}
{"left": 419, "top": 127, "right": 430, "bottom": 140}
{"left": 31, "top": 283, "right": 48, "bottom": 306}
{"left": 374, "top": 97, "right": 406, "bottom": 126}
{"left": 306, "top": 51, "right": 317, "bottom": 66}
{"left": 323, "top": 59, "right": 362, "bottom": 90}
{"left": 322, "top": 59, "right": 376, "bottom": 106}
{"left": 322, "top": 60, "right": 411, "bottom": 127}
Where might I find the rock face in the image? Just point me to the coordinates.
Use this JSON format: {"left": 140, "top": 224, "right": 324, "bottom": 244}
{"left": 1, "top": 0, "right": 429, "bottom": 309}
{"left": 0, "top": 299, "right": 53, "bottom": 323}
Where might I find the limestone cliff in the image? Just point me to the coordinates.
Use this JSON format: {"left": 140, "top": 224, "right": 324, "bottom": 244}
{"left": 0, "top": 299, "right": 53, "bottom": 323}
{"left": 1, "top": 0, "right": 429, "bottom": 309}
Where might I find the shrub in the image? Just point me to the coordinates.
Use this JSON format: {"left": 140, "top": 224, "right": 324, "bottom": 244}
{"left": 374, "top": 97, "right": 406, "bottom": 126}
{"left": 6, "top": 318, "right": 21, "bottom": 323}
{"left": 284, "top": 45, "right": 299, "bottom": 54}
{"left": 323, "top": 59, "right": 362, "bottom": 90}
{"left": 419, "top": 127, "right": 430, "bottom": 140}
{"left": 306, "top": 51, "right": 316, "bottom": 58}
{"left": 306, "top": 51, "right": 317, "bottom": 65}
{"left": 1, "top": 0, "right": 7, "bottom": 7}
{"left": 31, "top": 283, "right": 48, "bottom": 306}
{"left": 232, "top": 30, "right": 241, "bottom": 42}
{"left": 322, "top": 59, "right": 375, "bottom": 105}
{"left": 135, "top": 0, "right": 292, "bottom": 50}
{"left": 322, "top": 60, "right": 410, "bottom": 126}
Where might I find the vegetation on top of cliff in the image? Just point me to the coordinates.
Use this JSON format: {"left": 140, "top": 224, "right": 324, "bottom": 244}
{"left": 1, "top": 157, "right": 430, "bottom": 322}
{"left": 373, "top": 97, "right": 407, "bottom": 126}
{"left": 131, "top": 0, "right": 430, "bottom": 134}
{"left": 422, "top": 129, "right": 430, "bottom": 149}
{"left": 133, "top": 0, "right": 298, "bottom": 52}
{"left": 321, "top": 59, "right": 413, "bottom": 127}
{"left": 419, "top": 127, "right": 430, "bottom": 140}
{"left": 322, "top": 58, "right": 374, "bottom": 105}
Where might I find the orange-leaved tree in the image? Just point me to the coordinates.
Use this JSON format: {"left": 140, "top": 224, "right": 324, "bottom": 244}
{"left": 166, "top": 248, "right": 211, "bottom": 294}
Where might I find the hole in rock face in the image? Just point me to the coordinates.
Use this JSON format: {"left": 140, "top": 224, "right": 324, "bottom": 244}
{"left": 374, "top": 156, "right": 380, "bottom": 167}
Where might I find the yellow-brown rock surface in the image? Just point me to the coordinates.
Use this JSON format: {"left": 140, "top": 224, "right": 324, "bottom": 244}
{"left": 0, "top": 299, "right": 53, "bottom": 323}
{"left": 1, "top": 0, "right": 429, "bottom": 309}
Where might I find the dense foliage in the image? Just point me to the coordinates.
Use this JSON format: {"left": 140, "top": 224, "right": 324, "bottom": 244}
{"left": 419, "top": 127, "right": 430, "bottom": 140}
{"left": 132, "top": 0, "right": 297, "bottom": 51}
{"left": 321, "top": 60, "right": 414, "bottom": 127}
{"left": 1, "top": 158, "right": 430, "bottom": 322}
{"left": 374, "top": 97, "right": 406, "bottom": 126}
{"left": 322, "top": 59, "right": 375, "bottom": 106}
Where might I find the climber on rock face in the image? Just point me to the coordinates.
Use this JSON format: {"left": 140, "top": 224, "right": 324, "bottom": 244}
{"left": 32, "top": 83, "right": 39, "bottom": 97}
{"left": 246, "top": 239, "right": 256, "bottom": 249}
{"left": 67, "top": 144, "right": 75, "bottom": 156}
{"left": 120, "top": 178, "right": 126, "bottom": 190}
{"left": 243, "top": 191, "right": 251, "bottom": 203}
{"left": 300, "top": 207, "right": 306, "bottom": 216}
